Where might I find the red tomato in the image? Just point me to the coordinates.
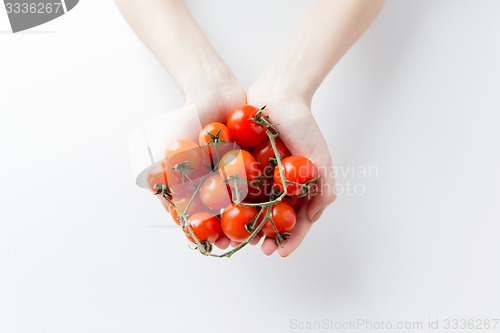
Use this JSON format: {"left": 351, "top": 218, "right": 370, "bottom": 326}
{"left": 252, "top": 138, "right": 291, "bottom": 177}
{"left": 260, "top": 202, "right": 297, "bottom": 238}
{"left": 198, "top": 122, "right": 235, "bottom": 165}
{"left": 226, "top": 105, "right": 267, "bottom": 148}
{"left": 146, "top": 160, "right": 182, "bottom": 192}
{"left": 221, "top": 203, "right": 259, "bottom": 242}
{"left": 146, "top": 161, "right": 169, "bottom": 192}
{"left": 168, "top": 191, "right": 207, "bottom": 225}
{"left": 199, "top": 173, "right": 232, "bottom": 211}
{"left": 218, "top": 149, "right": 260, "bottom": 200}
{"left": 198, "top": 122, "right": 232, "bottom": 146}
{"left": 274, "top": 156, "right": 319, "bottom": 196}
{"left": 218, "top": 149, "right": 260, "bottom": 181}
{"left": 184, "top": 212, "right": 222, "bottom": 244}
{"left": 165, "top": 139, "right": 203, "bottom": 171}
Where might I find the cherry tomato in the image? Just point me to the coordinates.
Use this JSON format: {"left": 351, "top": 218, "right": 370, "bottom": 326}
{"left": 218, "top": 149, "right": 260, "bottom": 181}
{"left": 260, "top": 202, "right": 297, "bottom": 238}
{"left": 146, "top": 161, "right": 169, "bottom": 192}
{"left": 274, "top": 156, "right": 319, "bottom": 196}
{"left": 168, "top": 191, "right": 207, "bottom": 225}
{"left": 226, "top": 105, "right": 267, "bottom": 148}
{"left": 218, "top": 149, "right": 260, "bottom": 200}
{"left": 252, "top": 138, "right": 291, "bottom": 177}
{"left": 198, "top": 122, "right": 235, "bottom": 165}
{"left": 146, "top": 160, "right": 182, "bottom": 192}
{"left": 199, "top": 173, "right": 232, "bottom": 211}
{"left": 165, "top": 139, "right": 203, "bottom": 171}
{"left": 221, "top": 203, "right": 259, "bottom": 242}
{"left": 198, "top": 122, "right": 232, "bottom": 146}
{"left": 184, "top": 212, "right": 222, "bottom": 244}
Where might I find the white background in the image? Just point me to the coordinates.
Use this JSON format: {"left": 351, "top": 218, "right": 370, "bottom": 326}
{"left": 1, "top": 0, "right": 499, "bottom": 332}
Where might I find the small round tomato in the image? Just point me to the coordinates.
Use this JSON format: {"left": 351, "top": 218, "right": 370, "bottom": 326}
{"left": 184, "top": 212, "right": 222, "bottom": 244}
{"left": 199, "top": 173, "right": 232, "bottom": 211}
{"left": 218, "top": 149, "right": 260, "bottom": 201}
{"left": 198, "top": 122, "right": 235, "bottom": 165}
{"left": 226, "top": 105, "right": 267, "bottom": 148}
{"left": 168, "top": 191, "right": 207, "bottom": 225}
{"left": 260, "top": 202, "right": 296, "bottom": 238}
{"left": 198, "top": 122, "right": 232, "bottom": 146}
{"left": 221, "top": 203, "right": 259, "bottom": 242}
{"left": 219, "top": 149, "right": 260, "bottom": 183}
{"left": 165, "top": 139, "right": 203, "bottom": 171}
{"left": 146, "top": 161, "right": 169, "bottom": 192}
{"left": 274, "top": 156, "right": 319, "bottom": 196}
{"left": 146, "top": 160, "right": 182, "bottom": 192}
{"left": 252, "top": 138, "right": 291, "bottom": 177}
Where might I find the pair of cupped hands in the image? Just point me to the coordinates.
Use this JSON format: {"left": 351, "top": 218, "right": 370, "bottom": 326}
{"left": 175, "top": 80, "right": 336, "bottom": 257}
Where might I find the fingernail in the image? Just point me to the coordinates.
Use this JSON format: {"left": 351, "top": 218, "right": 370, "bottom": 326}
{"left": 312, "top": 210, "right": 324, "bottom": 222}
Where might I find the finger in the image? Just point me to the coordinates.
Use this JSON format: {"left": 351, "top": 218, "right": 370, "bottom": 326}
{"left": 249, "top": 235, "right": 262, "bottom": 245}
{"left": 228, "top": 235, "right": 260, "bottom": 248}
{"left": 261, "top": 238, "right": 278, "bottom": 256}
{"left": 307, "top": 157, "right": 337, "bottom": 222}
{"left": 307, "top": 185, "right": 336, "bottom": 223}
{"left": 215, "top": 235, "right": 230, "bottom": 250}
{"left": 277, "top": 207, "right": 313, "bottom": 257}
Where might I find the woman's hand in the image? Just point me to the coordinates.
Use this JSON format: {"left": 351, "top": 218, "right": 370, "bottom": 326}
{"left": 241, "top": 0, "right": 384, "bottom": 256}
{"left": 184, "top": 83, "right": 246, "bottom": 126}
{"left": 247, "top": 87, "right": 337, "bottom": 257}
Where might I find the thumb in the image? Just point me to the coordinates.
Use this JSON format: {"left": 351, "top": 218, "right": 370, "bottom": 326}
{"left": 307, "top": 158, "right": 337, "bottom": 222}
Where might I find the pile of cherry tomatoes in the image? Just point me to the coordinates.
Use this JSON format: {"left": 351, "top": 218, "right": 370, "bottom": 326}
{"left": 146, "top": 105, "right": 318, "bottom": 257}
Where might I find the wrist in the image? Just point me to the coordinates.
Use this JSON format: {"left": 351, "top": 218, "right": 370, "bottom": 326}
{"left": 249, "top": 70, "right": 316, "bottom": 106}
{"left": 183, "top": 70, "right": 246, "bottom": 112}
{"left": 248, "top": 76, "right": 312, "bottom": 109}
{"left": 185, "top": 84, "right": 245, "bottom": 104}
{"left": 181, "top": 65, "right": 241, "bottom": 100}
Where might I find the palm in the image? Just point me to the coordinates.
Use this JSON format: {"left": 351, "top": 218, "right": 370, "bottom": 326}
{"left": 247, "top": 95, "right": 337, "bottom": 257}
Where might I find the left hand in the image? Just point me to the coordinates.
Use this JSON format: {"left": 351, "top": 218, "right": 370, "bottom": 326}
{"left": 247, "top": 87, "right": 337, "bottom": 257}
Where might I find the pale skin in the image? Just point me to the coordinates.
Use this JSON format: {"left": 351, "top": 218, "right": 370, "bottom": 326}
{"left": 115, "top": 0, "right": 385, "bottom": 257}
